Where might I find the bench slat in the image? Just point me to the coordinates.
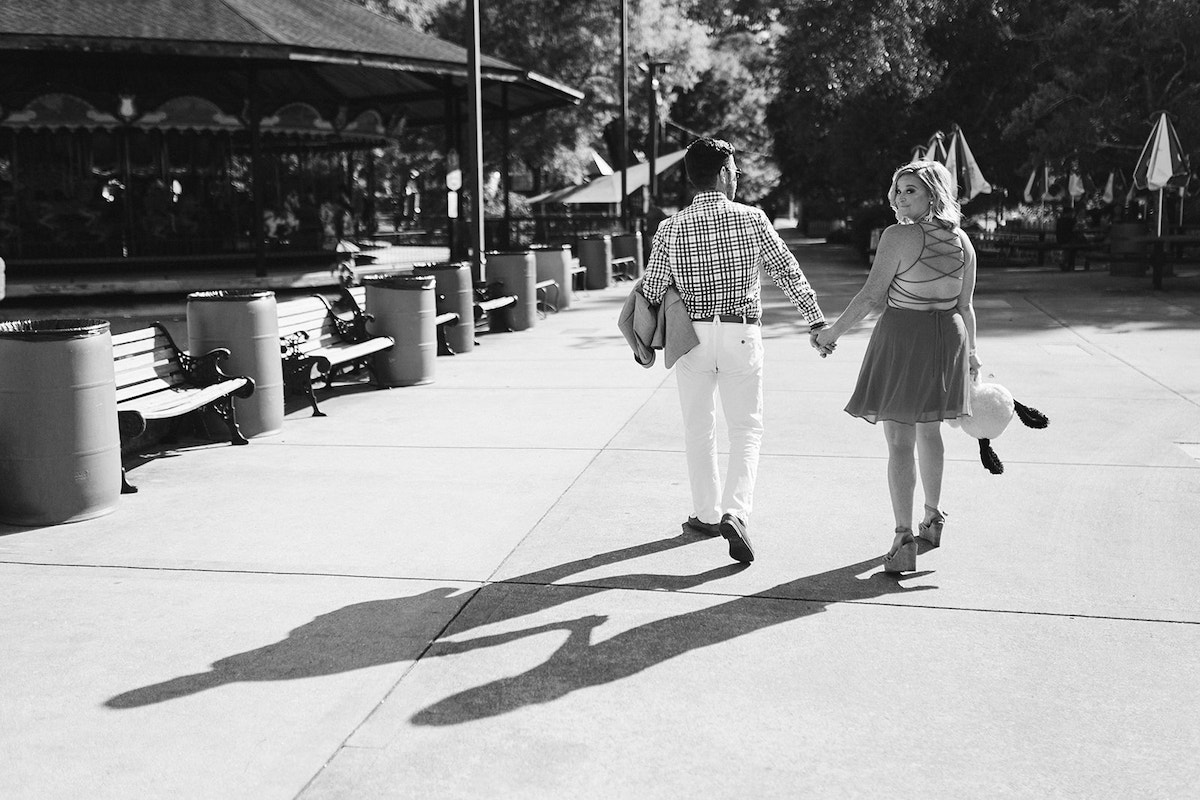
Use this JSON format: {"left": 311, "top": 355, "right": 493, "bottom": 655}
{"left": 308, "top": 337, "right": 393, "bottom": 365}
{"left": 119, "top": 379, "right": 249, "bottom": 419}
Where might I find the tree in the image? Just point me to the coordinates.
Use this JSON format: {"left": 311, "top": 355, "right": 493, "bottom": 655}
{"left": 671, "top": 32, "right": 781, "bottom": 202}
{"left": 769, "top": 0, "right": 950, "bottom": 212}
{"left": 1005, "top": 0, "right": 1200, "bottom": 182}
{"left": 768, "top": 0, "right": 1050, "bottom": 219}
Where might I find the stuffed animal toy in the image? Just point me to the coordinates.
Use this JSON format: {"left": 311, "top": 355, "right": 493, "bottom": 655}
{"left": 948, "top": 377, "right": 1049, "bottom": 474}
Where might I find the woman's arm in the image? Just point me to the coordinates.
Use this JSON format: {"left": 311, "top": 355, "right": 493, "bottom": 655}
{"left": 956, "top": 230, "right": 981, "bottom": 374}
{"left": 817, "top": 225, "right": 910, "bottom": 344}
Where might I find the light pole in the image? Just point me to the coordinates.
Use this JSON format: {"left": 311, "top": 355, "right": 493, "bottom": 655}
{"left": 644, "top": 57, "right": 671, "bottom": 208}
{"left": 618, "top": 0, "right": 628, "bottom": 231}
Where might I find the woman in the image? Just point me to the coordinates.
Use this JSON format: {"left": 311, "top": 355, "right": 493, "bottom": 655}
{"left": 815, "top": 160, "right": 980, "bottom": 572}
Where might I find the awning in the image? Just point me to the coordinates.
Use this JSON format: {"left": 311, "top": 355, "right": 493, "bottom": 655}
{"left": 532, "top": 150, "right": 688, "bottom": 205}
{"left": 0, "top": 0, "right": 583, "bottom": 136}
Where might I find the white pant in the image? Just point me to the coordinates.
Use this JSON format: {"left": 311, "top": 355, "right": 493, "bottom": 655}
{"left": 674, "top": 318, "right": 764, "bottom": 525}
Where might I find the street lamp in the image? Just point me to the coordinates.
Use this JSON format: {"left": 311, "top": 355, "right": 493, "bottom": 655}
{"left": 642, "top": 57, "right": 671, "bottom": 208}
{"left": 618, "top": 0, "right": 629, "bottom": 231}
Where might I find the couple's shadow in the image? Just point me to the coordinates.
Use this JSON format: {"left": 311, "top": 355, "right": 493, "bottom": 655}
{"left": 106, "top": 531, "right": 934, "bottom": 723}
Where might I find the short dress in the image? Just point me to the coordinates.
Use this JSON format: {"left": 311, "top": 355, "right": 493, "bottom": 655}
{"left": 845, "top": 222, "right": 971, "bottom": 425}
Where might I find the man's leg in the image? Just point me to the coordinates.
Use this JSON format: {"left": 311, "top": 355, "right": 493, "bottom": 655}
{"left": 715, "top": 322, "right": 764, "bottom": 523}
{"left": 675, "top": 325, "right": 720, "bottom": 525}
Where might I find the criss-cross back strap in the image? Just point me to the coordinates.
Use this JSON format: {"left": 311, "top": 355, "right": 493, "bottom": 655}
{"left": 888, "top": 224, "right": 964, "bottom": 309}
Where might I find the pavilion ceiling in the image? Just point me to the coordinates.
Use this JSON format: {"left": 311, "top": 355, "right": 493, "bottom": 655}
{"left": 0, "top": 0, "right": 582, "bottom": 142}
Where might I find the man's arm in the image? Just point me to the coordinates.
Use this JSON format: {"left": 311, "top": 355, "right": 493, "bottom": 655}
{"left": 758, "top": 212, "right": 825, "bottom": 328}
{"left": 640, "top": 217, "right": 673, "bottom": 306}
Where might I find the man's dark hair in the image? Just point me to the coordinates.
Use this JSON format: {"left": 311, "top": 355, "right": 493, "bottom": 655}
{"left": 684, "top": 138, "right": 735, "bottom": 188}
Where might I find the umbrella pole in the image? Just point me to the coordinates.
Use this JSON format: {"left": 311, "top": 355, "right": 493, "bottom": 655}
{"left": 1152, "top": 188, "right": 1166, "bottom": 290}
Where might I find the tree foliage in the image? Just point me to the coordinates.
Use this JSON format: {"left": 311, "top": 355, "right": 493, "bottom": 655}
{"left": 770, "top": 0, "right": 1016, "bottom": 212}
{"left": 344, "top": 0, "right": 1200, "bottom": 217}
{"left": 1005, "top": 0, "right": 1200, "bottom": 180}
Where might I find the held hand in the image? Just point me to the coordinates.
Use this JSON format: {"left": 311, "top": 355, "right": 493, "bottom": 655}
{"left": 810, "top": 328, "right": 837, "bottom": 358}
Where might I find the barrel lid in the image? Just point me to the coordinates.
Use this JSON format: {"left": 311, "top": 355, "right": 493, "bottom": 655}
{"left": 187, "top": 289, "right": 275, "bottom": 301}
{"left": 579, "top": 234, "right": 612, "bottom": 241}
{"left": 412, "top": 261, "right": 469, "bottom": 272}
{"left": 528, "top": 243, "right": 571, "bottom": 251}
{"left": 484, "top": 249, "right": 532, "bottom": 256}
{"left": 0, "top": 318, "right": 109, "bottom": 341}
{"left": 362, "top": 274, "right": 435, "bottom": 290}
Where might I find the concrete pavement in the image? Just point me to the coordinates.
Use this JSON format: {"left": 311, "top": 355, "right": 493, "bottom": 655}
{"left": 2, "top": 241, "right": 1199, "bottom": 799}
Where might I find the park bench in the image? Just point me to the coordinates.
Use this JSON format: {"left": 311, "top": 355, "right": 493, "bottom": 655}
{"left": 276, "top": 294, "right": 394, "bottom": 417}
{"left": 339, "top": 284, "right": 462, "bottom": 356}
{"left": 569, "top": 255, "right": 587, "bottom": 293}
{"left": 535, "top": 277, "right": 560, "bottom": 316}
{"left": 611, "top": 255, "right": 637, "bottom": 282}
{"left": 112, "top": 323, "right": 255, "bottom": 492}
{"left": 473, "top": 281, "right": 517, "bottom": 332}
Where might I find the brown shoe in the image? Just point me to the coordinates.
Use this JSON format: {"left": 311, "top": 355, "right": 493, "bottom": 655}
{"left": 719, "top": 513, "right": 755, "bottom": 563}
{"left": 684, "top": 516, "right": 721, "bottom": 537}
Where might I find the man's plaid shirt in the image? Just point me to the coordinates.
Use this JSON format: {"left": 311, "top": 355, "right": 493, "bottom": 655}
{"left": 640, "top": 191, "right": 825, "bottom": 327}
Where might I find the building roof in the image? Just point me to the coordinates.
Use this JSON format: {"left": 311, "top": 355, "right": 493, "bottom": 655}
{"left": 0, "top": 0, "right": 583, "bottom": 127}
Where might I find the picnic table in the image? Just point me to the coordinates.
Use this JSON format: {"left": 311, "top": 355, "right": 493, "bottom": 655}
{"left": 1131, "top": 234, "right": 1200, "bottom": 290}
{"left": 977, "top": 230, "right": 1103, "bottom": 271}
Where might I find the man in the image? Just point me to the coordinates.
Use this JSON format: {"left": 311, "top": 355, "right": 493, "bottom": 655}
{"left": 640, "top": 138, "right": 829, "bottom": 564}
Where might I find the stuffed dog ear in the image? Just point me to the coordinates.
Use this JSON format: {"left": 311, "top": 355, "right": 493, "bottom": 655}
{"left": 1013, "top": 400, "right": 1048, "bottom": 429}
{"left": 979, "top": 438, "right": 1004, "bottom": 474}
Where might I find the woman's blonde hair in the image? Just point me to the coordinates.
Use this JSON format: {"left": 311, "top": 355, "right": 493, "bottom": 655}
{"left": 888, "top": 160, "right": 961, "bottom": 228}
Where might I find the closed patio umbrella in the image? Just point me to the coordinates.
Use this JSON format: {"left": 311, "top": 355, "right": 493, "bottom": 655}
{"left": 1023, "top": 162, "right": 1055, "bottom": 204}
{"left": 1101, "top": 169, "right": 1128, "bottom": 206}
{"left": 923, "top": 131, "right": 948, "bottom": 164}
{"left": 944, "top": 125, "right": 992, "bottom": 202}
{"left": 1133, "top": 111, "right": 1188, "bottom": 237}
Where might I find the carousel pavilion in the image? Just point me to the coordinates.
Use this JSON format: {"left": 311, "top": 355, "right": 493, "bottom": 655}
{"left": 0, "top": 0, "right": 581, "bottom": 294}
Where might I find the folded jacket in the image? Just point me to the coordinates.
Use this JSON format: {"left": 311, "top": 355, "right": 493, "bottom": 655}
{"left": 617, "top": 278, "right": 699, "bottom": 368}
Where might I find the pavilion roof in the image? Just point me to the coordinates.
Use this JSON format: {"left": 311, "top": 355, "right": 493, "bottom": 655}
{"left": 0, "top": 0, "right": 583, "bottom": 126}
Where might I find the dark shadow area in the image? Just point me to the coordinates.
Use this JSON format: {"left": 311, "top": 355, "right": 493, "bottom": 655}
{"left": 409, "top": 554, "right": 933, "bottom": 726}
{"left": 103, "top": 531, "right": 717, "bottom": 709}
{"left": 103, "top": 527, "right": 932, "bottom": 727}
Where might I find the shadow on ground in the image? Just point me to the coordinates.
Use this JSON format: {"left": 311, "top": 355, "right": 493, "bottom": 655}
{"left": 105, "top": 531, "right": 933, "bottom": 725}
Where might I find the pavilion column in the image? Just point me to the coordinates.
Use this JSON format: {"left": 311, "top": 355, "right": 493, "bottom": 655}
{"left": 10, "top": 129, "right": 21, "bottom": 258}
{"left": 501, "top": 84, "right": 511, "bottom": 249}
{"left": 247, "top": 69, "right": 266, "bottom": 276}
{"left": 465, "top": 0, "right": 486, "bottom": 283}
{"left": 444, "top": 78, "right": 463, "bottom": 263}
{"left": 120, "top": 126, "right": 134, "bottom": 257}
{"left": 365, "top": 148, "right": 377, "bottom": 237}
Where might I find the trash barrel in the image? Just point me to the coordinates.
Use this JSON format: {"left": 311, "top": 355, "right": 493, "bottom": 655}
{"left": 530, "top": 244, "right": 574, "bottom": 310}
{"left": 363, "top": 274, "right": 435, "bottom": 386}
{"left": 578, "top": 234, "right": 612, "bottom": 290}
{"left": 186, "top": 289, "right": 283, "bottom": 438}
{"left": 612, "top": 231, "right": 644, "bottom": 279}
{"left": 0, "top": 319, "right": 122, "bottom": 526}
{"left": 413, "top": 261, "right": 474, "bottom": 353}
{"left": 1109, "top": 222, "right": 1146, "bottom": 256}
{"left": 485, "top": 250, "right": 537, "bottom": 331}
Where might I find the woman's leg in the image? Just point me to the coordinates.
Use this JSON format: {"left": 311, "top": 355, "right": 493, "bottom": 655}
{"left": 882, "top": 421, "right": 917, "bottom": 531}
{"left": 915, "top": 421, "right": 945, "bottom": 523}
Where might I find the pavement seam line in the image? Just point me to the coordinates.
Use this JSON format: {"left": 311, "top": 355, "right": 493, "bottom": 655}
{"left": 1023, "top": 294, "right": 1200, "bottom": 409}
{"left": 481, "top": 367, "right": 675, "bottom": 585}
{"left": 293, "top": 585, "right": 487, "bottom": 799}
{"left": 489, "top": 578, "right": 1200, "bottom": 626}
{"left": 7, "top": 560, "right": 1192, "bottom": 627}
{"left": 0, "top": 559, "right": 490, "bottom": 586}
